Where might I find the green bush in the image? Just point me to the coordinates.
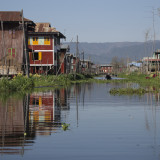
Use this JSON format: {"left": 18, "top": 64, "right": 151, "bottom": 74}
{"left": 11, "top": 75, "right": 34, "bottom": 91}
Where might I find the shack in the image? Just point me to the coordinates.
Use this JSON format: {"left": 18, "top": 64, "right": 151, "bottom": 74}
{"left": 0, "top": 11, "right": 35, "bottom": 76}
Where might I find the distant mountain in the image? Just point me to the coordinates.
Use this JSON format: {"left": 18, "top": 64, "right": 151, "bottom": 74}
{"left": 65, "top": 41, "right": 160, "bottom": 64}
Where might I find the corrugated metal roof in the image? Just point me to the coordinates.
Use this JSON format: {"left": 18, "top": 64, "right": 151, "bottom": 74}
{"left": 35, "top": 23, "right": 58, "bottom": 32}
{"left": 34, "top": 23, "right": 65, "bottom": 38}
{"left": 0, "top": 11, "right": 33, "bottom": 22}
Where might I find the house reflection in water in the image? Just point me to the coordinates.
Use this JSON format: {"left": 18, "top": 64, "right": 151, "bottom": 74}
{"left": 0, "top": 95, "right": 34, "bottom": 155}
{"left": 0, "top": 88, "right": 71, "bottom": 155}
{"left": 29, "top": 91, "right": 61, "bottom": 136}
{"left": 29, "top": 88, "right": 70, "bottom": 136}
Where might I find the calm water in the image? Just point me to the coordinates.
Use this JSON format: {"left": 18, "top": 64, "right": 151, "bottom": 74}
{"left": 1, "top": 82, "right": 160, "bottom": 160}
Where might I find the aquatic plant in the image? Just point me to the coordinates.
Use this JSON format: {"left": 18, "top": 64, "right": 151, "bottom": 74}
{"left": 61, "top": 123, "right": 70, "bottom": 131}
{"left": 109, "top": 87, "right": 148, "bottom": 95}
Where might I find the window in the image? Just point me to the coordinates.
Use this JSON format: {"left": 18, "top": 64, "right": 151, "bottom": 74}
{"left": 8, "top": 48, "right": 16, "bottom": 58}
{"left": 32, "top": 37, "right": 38, "bottom": 45}
{"left": 44, "top": 37, "right": 50, "bottom": 45}
{"left": 33, "top": 52, "right": 38, "bottom": 60}
{"left": 32, "top": 98, "right": 39, "bottom": 105}
{"left": 32, "top": 52, "right": 42, "bottom": 61}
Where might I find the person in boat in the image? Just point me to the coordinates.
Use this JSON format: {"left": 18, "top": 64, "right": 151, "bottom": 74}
{"left": 105, "top": 74, "right": 111, "bottom": 80}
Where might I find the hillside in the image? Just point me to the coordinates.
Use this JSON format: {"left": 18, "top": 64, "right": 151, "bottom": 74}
{"left": 65, "top": 41, "right": 160, "bottom": 64}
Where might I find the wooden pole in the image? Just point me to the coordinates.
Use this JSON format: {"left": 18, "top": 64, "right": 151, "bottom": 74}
{"left": 1, "top": 19, "right": 7, "bottom": 75}
{"left": 74, "top": 35, "right": 79, "bottom": 79}
{"left": 21, "top": 9, "right": 29, "bottom": 77}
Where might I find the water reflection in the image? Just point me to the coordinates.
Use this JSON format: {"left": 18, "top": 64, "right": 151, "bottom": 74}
{"left": 0, "top": 87, "right": 72, "bottom": 155}
{"left": 0, "top": 95, "right": 33, "bottom": 155}
{"left": 1, "top": 83, "right": 160, "bottom": 159}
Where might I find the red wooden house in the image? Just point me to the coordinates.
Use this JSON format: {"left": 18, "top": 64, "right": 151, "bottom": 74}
{"left": 57, "top": 44, "right": 70, "bottom": 74}
{"left": 70, "top": 55, "right": 80, "bottom": 73}
{"left": 99, "top": 64, "right": 113, "bottom": 74}
{"left": 28, "top": 23, "right": 65, "bottom": 74}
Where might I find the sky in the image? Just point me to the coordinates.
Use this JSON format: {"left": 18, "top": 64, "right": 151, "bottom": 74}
{"left": 0, "top": 0, "right": 160, "bottom": 42}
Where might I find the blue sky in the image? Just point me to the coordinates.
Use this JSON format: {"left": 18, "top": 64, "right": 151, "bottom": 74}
{"left": 0, "top": 0, "right": 160, "bottom": 42}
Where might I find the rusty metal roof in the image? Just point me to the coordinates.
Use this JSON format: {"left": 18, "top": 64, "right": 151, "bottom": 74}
{"left": 0, "top": 11, "right": 33, "bottom": 22}
{"left": 35, "top": 23, "right": 59, "bottom": 32}
{"left": 33, "top": 23, "right": 65, "bottom": 38}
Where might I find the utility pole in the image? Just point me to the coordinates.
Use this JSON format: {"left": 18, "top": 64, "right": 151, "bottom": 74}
{"left": 151, "top": 8, "right": 156, "bottom": 73}
{"left": 21, "top": 9, "right": 29, "bottom": 77}
{"left": 145, "top": 29, "right": 150, "bottom": 73}
{"left": 82, "top": 51, "right": 84, "bottom": 74}
{"left": 76, "top": 35, "right": 79, "bottom": 73}
{"left": 74, "top": 35, "right": 79, "bottom": 79}
{"left": 152, "top": 8, "right": 156, "bottom": 53}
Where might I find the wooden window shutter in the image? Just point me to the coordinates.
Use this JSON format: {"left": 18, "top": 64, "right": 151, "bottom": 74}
{"left": 7, "top": 48, "right": 16, "bottom": 57}
{"left": 12, "top": 48, "right": 16, "bottom": 58}
{"left": 38, "top": 52, "right": 42, "bottom": 60}
{"left": 8, "top": 48, "right": 12, "bottom": 55}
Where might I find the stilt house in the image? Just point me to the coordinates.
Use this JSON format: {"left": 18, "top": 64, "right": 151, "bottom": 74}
{"left": 58, "top": 44, "right": 70, "bottom": 74}
{"left": 0, "top": 11, "right": 35, "bottom": 76}
{"left": 28, "top": 23, "right": 65, "bottom": 74}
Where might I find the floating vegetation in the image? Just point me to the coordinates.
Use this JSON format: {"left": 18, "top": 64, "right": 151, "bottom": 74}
{"left": 61, "top": 123, "right": 70, "bottom": 131}
{"left": 109, "top": 87, "right": 148, "bottom": 95}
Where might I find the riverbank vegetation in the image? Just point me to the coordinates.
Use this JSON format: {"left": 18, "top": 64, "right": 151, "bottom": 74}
{"left": 1, "top": 72, "right": 160, "bottom": 95}
{"left": 0, "top": 73, "right": 94, "bottom": 93}
{"left": 118, "top": 73, "right": 160, "bottom": 89}
{"left": 109, "top": 72, "right": 160, "bottom": 94}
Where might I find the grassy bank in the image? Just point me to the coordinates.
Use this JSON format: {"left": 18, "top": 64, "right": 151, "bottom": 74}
{"left": 0, "top": 73, "right": 94, "bottom": 93}
{"left": 1, "top": 72, "right": 160, "bottom": 94}
{"left": 108, "top": 72, "right": 160, "bottom": 95}
{"left": 118, "top": 73, "right": 160, "bottom": 89}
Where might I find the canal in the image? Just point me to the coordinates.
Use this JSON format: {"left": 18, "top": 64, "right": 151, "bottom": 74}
{"left": 0, "top": 82, "right": 160, "bottom": 160}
